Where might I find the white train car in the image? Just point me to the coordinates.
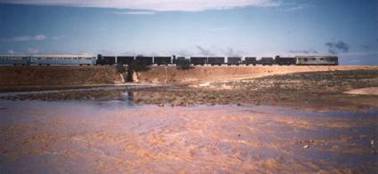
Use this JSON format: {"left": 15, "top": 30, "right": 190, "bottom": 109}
{"left": 0, "top": 55, "right": 31, "bottom": 66}
{"left": 30, "top": 54, "right": 97, "bottom": 66}
{"left": 295, "top": 56, "right": 338, "bottom": 65}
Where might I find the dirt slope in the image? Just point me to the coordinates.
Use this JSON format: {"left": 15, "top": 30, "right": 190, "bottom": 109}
{"left": 0, "top": 66, "right": 123, "bottom": 91}
{"left": 136, "top": 65, "right": 378, "bottom": 84}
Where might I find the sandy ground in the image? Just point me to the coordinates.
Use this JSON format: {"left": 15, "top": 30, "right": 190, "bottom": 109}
{"left": 0, "top": 100, "right": 377, "bottom": 173}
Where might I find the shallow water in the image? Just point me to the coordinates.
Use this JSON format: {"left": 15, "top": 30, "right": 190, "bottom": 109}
{"left": 0, "top": 99, "right": 377, "bottom": 173}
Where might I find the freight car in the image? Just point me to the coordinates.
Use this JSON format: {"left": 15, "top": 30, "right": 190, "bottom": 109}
{"left": 259, "top": 57, "right": 274, "bottom": 66}
{"left": 117, "top": 56, "right": 134, "bottom": 65}
{"left": 227, "top": 57, "right": 242, "bottom": 65}
{"left": 96, "top": 55, "right": 116, "bottom": 65}
{"left": 135, "top": 56, "right": 153, "bottom": 66}
{"left": 190, "top": 57, "right": 207, "bottom": 66}
{"left": 207, "top": 57, "right": 225, "bottom": 66}
{"left": 243, "top": 57, "right": 257, "bottom": 66}
{"left": 154, "top": 56, "right": 172, "bottom": 65}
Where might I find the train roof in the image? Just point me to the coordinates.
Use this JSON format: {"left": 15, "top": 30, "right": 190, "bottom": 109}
{"left": 0, "top": 54, "right": 96, "bottom": 57}
{"left": 207, "top": 56, "right": 225, "bottom": 58}
{"left": 276, "top": 56, "right": 296, "bottom": 58}
{"left": 0, "top": 55, "right": 29, "bottom": 57}
{"left": 153, "top": 56, "right": 172, "bottom": 58}
{"left": 295, "top": 55, "right": 338, "bottom": 58}
{"left": 135, "top": 56, "right": 153, "bottom": 58}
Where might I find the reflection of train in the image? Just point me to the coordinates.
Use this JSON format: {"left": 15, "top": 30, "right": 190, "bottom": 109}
{"left": 0, "top": 54, "right": 339, "bottom": 66}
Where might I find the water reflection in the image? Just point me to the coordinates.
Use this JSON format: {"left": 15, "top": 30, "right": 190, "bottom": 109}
{"left": 0, "top": 99, "right": 377, "bottom": 173}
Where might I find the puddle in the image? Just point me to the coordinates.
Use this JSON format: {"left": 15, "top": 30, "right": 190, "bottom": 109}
{"left": 0, "top": 99, "right": 377, "bottom": 173}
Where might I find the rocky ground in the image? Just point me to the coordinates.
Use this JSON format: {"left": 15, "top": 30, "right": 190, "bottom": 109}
{"left": 135, "top": 69, "right": 378, "bottom": 111}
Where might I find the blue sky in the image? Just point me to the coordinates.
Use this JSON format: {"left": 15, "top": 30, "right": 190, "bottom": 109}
{"left": 0, "top": 0, "right": 377, "bottom": 64}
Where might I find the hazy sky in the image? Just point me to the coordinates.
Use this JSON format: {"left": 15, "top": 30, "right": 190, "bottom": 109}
{"left": 0, "top": 0, "right": 377, "bottom": 64}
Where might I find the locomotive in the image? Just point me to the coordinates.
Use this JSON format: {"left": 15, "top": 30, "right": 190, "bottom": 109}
{"left": 0, "top": 54, "right": 339, "bottom": 66}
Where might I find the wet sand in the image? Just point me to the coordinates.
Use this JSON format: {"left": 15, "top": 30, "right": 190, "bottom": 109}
{"left": 0, "top": 100, "right": 377, "bottom": 173}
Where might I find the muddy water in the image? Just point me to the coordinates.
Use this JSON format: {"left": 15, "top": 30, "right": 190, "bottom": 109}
{"left": 0, "top": 98, "right": 377, "bottom": 173}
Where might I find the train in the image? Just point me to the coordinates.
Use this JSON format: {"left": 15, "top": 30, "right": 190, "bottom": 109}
{"left": 0, "top": 54, "right": 96, "bottom": 66}
{"left": 95, "top": 55, "right": 338, "bottom": 66}
{"left": 0, "top": 54, "right": 339, "bottom": 66}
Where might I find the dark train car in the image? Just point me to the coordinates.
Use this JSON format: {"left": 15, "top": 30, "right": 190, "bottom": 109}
{"left": 175, "top": 57, "right": 187, "bottom": 63}
{"left": 275, "top": 56, "right": 296, "bottom": 65}
{"left": 244, "top": 57, "right": 257, "bottom": 65}
{"left": 103, "top": 56, "right": 116, "bottom": 65}
{"left": 117, "top": 56, "right": 134, "bottom": 65}
{"left": 207, "top": 57, "right": 225, "bottom": 66}
{"left": 154, "top": 56, "right": 172, "bottom": 65}
{"left": 96, "top": 55, "right": 116, "bottom": 65}
{"left": 135, "top": 56, "right": 153, "bottom": 66}
{"left": 296, "top": 56, "right": 338, "bottom": 65}
{"left": 190, "top": 57, "right": 207, "bottom": 65}
{"left": 227, "top": 57, "right": 242, "bottom": 65}
{"left": 175, "top": 57, "right": 191, "bottom": 69}
{"left": 259, "top": 57, "right": 274, "bottom": 65}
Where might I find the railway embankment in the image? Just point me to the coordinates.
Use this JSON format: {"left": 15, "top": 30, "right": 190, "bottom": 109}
{"left": 1, "top": 65, "right": 377, "bottom": 92}
{"left": 0, "top": 66, "right": 124, "bottom": 91}
{"left": 135, "top": 65, "right": 377, "bottom": 84}
{"left": 1, "top": 65, "right": 378, "bottom": 110}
